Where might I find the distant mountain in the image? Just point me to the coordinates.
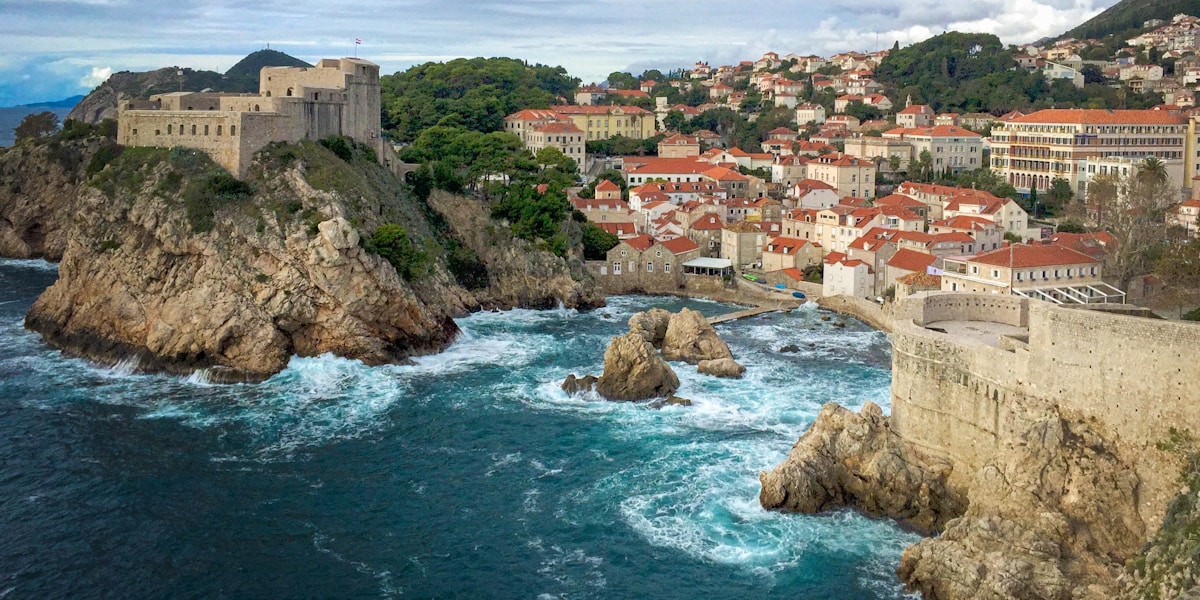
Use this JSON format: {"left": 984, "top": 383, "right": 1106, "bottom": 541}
{"left": 1059, "top": 0, "right": 1200, "bottom": 41}
{"left": 65, "top": 49, "right": 310, "bottom": 124}
{"left": 0, "top": 96, "right": 84, "bottom": 147}
{"left": 226, "top": 49, "right": 312, "bottom": 79}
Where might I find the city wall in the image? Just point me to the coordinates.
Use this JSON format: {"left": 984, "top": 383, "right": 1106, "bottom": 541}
{"left": 889, "top": 293, "right": 1199, "bottom": 524}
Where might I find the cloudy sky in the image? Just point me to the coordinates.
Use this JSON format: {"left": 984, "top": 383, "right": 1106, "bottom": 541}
{"left": 1, "top": 0, "right": 1120, "bottom": 106}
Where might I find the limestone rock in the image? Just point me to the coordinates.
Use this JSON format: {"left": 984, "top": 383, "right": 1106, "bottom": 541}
{"left": 661, "top": 308, "right": 734, "bottom": 364}
{"left": 560, "top": 374, "right": 598, "bottom": 395}
{"left": 595, "top": 332, "right": 679, "bottom": 401}
{"left": 779, "top": 344, "right": 800, "bottom": 353}
{"left": 628, "top": 308, "right": 671, "bottom": 346}
{"left": 897, "top": 415, "right": 1144, "bottom": 600}
{"left": 697, "top": 357, "right": 745, "bottom": 378}
{"left": 11, "top": 140, "right": 602, "bottom": 381}
{"left": 759, "top": 402, "right": 964, "bottom": 536}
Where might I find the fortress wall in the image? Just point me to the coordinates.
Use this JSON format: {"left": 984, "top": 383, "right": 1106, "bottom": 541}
{"left": 890, "top": 294, "right": 1200, "bottom": 526}
{"left": 910, "top": 293, "right": 1028, "bottom": 327}
{"left": 118, "top": 110, "right": 246, "bottom": 175}
{"left": 890, "top": 321, "right": 1029, "bottom": 492}
{"left": 1024, "top": 304, "right": 1199, "bottom": 517}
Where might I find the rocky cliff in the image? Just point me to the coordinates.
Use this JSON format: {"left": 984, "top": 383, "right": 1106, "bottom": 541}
{"left": 0, "top": 135, "right": 116, "bottom": 259}
{"left": 762, "top": 399, "right": 1147, "bottom": 599}
{"left": 4, "top": 133, "right": 601, "bottom": 381}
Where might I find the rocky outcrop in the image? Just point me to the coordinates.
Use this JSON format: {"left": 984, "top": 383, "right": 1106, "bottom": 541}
{"left": 697, "top": 358, "right": 745, "bottom": 379}
{"left": 8, "top": 138, "right": 603, "bottom": 381}
{"left": 0, "top": 137, "right": 115, "bottom": 259}
{"left": 661, "top": 308, "right": 735, "bottom": 364}
{"left": 594, "top": 332, "right": 680, "bottom": 401}
{"left": 425, "top": 191, "right": 603, "bottom": 310}
{"left": 762, "top": 399, "right": 1148, "bottom": 599}
{"left": 560, "top": 374, "right": 598, "bottom": 396}
{"left": 760, "top": 402, "right": 964, "bottom": 536}
{"left": 897, "top": 411, "right": 1143, "bottom": 600}
{"left": 628, "top": 308, "right": 671, "bottom": 345}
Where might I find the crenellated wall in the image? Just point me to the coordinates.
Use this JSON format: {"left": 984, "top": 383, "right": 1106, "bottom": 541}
{"left": 889, "top": 293, "right": 1200, "bottom": 526}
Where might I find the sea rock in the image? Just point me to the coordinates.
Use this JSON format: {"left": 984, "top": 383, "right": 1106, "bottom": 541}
{"left": 897, "top": 414, "right": 1144, "bottom": 600}
{"left": 628, "top": 308, "right": 671, "bottom": 346}
{"left": 661, "top": 308, "right": 734, "bottom": 364}
{"left": 560, "top": 374, "right": 598, "bottom": 395}
{"left": 595, "top": 332, "right": 679, "bottom": 401}
{"left": 759, "top": 402, "right": 964, "bottom": 536}
{"left": 697, "top": 358, "right": 745, "bottom": 379}
{"left": 779, "top": 344, "right": 800, "bottom": 353}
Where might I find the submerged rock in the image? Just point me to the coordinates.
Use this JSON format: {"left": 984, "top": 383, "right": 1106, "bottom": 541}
{"left": 697, "top": 358, "right": 745, "bottom": 379}
{"left": 595, "top": 332, "right": 679, "bottom": 401}
{"left": 779, "top": 344, "right": 800, "bottom": 353}
{"left": 661, "top": 308, "right": 734, "bottom": 364}
{"left": 560, "top": 374, "right": 598, "bottom": 396}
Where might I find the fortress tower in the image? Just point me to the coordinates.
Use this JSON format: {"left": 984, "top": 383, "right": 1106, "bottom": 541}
{"left": 117, "top": 58, "right": 386, "bottom": 178}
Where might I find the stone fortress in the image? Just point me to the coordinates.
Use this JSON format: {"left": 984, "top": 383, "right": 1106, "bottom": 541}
{"left": 117, "top": 57, "right": 386, "bottom": 178}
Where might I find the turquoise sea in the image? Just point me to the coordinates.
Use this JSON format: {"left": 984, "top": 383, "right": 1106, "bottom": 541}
{"left": 0, "top": 258, "right": 918, "bottom": 599}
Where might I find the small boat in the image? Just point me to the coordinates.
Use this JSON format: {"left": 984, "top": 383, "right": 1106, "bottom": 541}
{"left": 792, "top": 291, "right": 806, "bottom": 299}
{"left": 742, "top": 274, "right": 758, "bottom": 282}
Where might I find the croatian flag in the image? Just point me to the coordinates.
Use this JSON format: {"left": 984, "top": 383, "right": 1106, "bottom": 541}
{"left": 355, "top": 38, "right": 362, "bottom": 45}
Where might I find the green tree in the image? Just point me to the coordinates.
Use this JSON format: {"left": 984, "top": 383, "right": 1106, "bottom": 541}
{"left": 606, "top": 71, "right": 638, "bottom": 90}
{"left": 367, "top": 224, "right": 429, "bottom": 281}
{"left": 1046, "top": 178, "right": 1073, "bottom": 216}
{"left": 1155, "top": 236, "right": 1200, "bottom": 317}
{"left": 534, "top": 146, "right": 577, "bottom": 174}
{"left": 581, "top": 223, "right": 619, "bottom": 260}
{"left": 381, "top": 57, "right": 579, "bottom": 142}
{"left": 663, "top": 110, "right": 686, "bottom": 132}
{"left": 14, "top": 111, "right": 59, "bottom": 143}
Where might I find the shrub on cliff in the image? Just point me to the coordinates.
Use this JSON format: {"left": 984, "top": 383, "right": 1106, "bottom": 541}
{"left": 582, "top": 223, "right": 619, "bottom": 260}
{"left": 366, "top": 224, "right": 430, "bottom": 281}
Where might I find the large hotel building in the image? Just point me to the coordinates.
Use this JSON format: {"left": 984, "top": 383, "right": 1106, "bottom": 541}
{"left": 989, "top": 109, "right": 1187, "bottom": 196}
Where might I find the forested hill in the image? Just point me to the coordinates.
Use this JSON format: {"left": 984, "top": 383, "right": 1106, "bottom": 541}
{"left": 871, "top": 31, "right": 1163, "bottom": 114}
{"left": 1059, "top": 0, "right": 1200, "bottom": 41}
{"left": 223, "top": 49, "right": 312, "bottom": 91}
{"left": 380, "top": 57, "right": 580, "bottom": 142}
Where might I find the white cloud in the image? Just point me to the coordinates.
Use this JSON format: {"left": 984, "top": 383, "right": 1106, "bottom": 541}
{"left": 79, "top": 66, "right": 111, "bottom": 88}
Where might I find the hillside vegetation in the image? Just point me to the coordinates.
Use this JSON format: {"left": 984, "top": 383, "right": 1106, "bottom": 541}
{"left": 380, "top": 57, "right": 579, "bottom": 142}
{"left": 1060, "top": 0, "right": 1200, "bottom": 41}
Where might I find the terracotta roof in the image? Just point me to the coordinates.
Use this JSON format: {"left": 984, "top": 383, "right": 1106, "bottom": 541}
{"left": 930, "top": 231, "right": 976, "bottom": 244}
{"left": 595, "top": 179, "right": 620, "bottom": 191}
{"left": 609, "top": 89, "right": 650, "bottom": 98}
{"left": 967, "top": 244, "right": 1100, "bottom": 268}
{"left": 571, "top": 198, "right": 629, "bottom": 210}
{"left": 887, "top": 248, "right": 937, "bottom": 273}
{"left": 884, "top": 125, "right": 982, "bottom": 138}
{"left": 552, "top": 104, "right": 651, "bottom": 115}
{"left": 898, "top": 104, "right": 933, "bottom": 115}
{"left": 1010, "top": 109, "right": 1186, "bottom": 125}
{"left": 534, "top": 122, "right": 583, "bottom": 133}
{"left": 624, "top": 158, "right": 713, "bottom": 175}
{"left": 874, "top": 194, "right": 926, "bottom": 208}
{"left": 690, "top": 214, "right": 725, "bottom": 230}
{"left": 597, "top": 222, "right": 635, "bottom": 235}
{"left": 506, "top": 109, "right": 566, "bottom": 122}
{"left": 659, "top": 237, "right": 700, "bottom": 254}
{"left": 932, "top": 215, "right": 996, "bottom": 231}
{"left": 624, "top": 234, "right": 655, "bottom": 252}
{"left": 1046, "top": 232, "right": 1117, "bottom": 257}
{"left": 779, "top": 267, "right": 805, "bottom": 281}
{"left": 763, "top": 236, "right": 812, "bottom": 255}
{"left": 660, "top": 134, "right": 699, "bottom": 145}
{"left": 824, "top": 251, "right": 848, "bottom": 264}
{"left": 896, "top": 272, "right": 942, "bottom": 287}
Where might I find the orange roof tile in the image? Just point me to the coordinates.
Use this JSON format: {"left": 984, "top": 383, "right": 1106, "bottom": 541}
{"left": 763, "top": 236, "right": 812, "bottom": 255}
{"left": 887, "top": 248, "right": 937, "bottom": 272}
{"left": 659, "top": 237, "right": 700, "bottom": 254}
{"left": 1011, "top": 109, "right": 1186, "bottom": 125}
{"left": 967, "top": 244, "right": 1099, "bottom": 268}
{"left": 595, "top": 179, "right": 620, "bottom": 191}
{"left": 624, "top": 234, "right": 655, "bottom": 252}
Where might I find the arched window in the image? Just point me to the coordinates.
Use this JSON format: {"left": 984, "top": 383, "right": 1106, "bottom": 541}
{"left": 203, "top": 125, "right": 209, "bottom": 135}
{"left": 286, "top": 88, "right": 293, "bottom": 97}
{"left": 254, "top": 104, "right": 260, "bottom": 112}
{"left": 265, "top": 91, "right": 271, "bottom": 97}
{"left": 191, "top": 124, "right": 196, "bottom": 135}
